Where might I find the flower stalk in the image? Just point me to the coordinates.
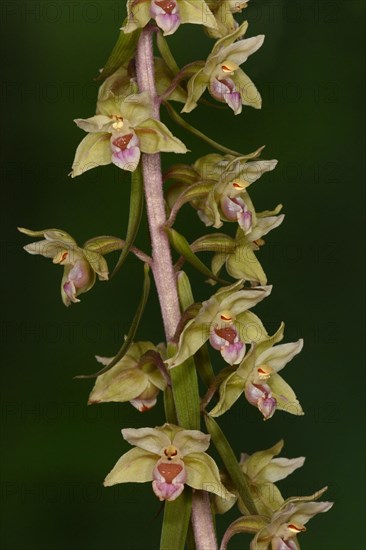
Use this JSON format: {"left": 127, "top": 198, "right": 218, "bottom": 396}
{"left": 135, "top": 26, "right": 181, "bottom": 341}
{"left": 135, "top": 25, "right": 216, "bottom": 547}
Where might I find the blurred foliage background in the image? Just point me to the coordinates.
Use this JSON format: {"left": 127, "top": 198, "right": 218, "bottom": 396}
{"left": 1, "top": 1, "right": 365, "bottom": 549}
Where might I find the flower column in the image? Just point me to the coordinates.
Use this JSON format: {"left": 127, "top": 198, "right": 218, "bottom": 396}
{"left": 135, "top": 26, "right": 217, "bottom": 550}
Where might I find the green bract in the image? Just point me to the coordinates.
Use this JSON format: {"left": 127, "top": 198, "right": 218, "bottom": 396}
{"left": 18, "top": 229, "right": 122, "bottom": 306}
{"left": 123, "top": 0, "right": 218, "bottom": 37}
{"left": 89, "top": 341, "right": 167, "bottom": 411}
{"left": 210, "top": 324, "right": 304, "bottom": 419}
{"left": 71, "top": 91, "right": 187, "bottom": 176}
{"left": 182, "top": 21, "right": 264, "bottom": 114}
{"left": 104, "top": 423, "right": 233, "bottom": 502}
{"left": 166, "top": 281, "right": 271, "bottom": 369}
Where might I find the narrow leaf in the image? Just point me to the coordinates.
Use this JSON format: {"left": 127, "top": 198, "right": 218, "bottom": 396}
{"left": 166, "top": 228, "right": 230, "bottom": 285}
{"left": 194, "top": 345, "right": 215, "bottom": 387}
{"left": 111, "top": 163, "right": 144, "bottom": 278}
{"left": 74, "top": 264, "right": 150, "bottom": 379}
{"left": 97, "top": 26, "right": 141, "bottom": 81}
{"left": 156, "top": 31, "right": 180, "bottom": 75}
{"left": 204, "top": 415, "right": 258, "bottom": 515}
{"left": 168, "top": 272, "right": 201, "bottom": 431}
{"left": 160, "top": 490, "right": 192, "bottom": 550}
{"left": 164, "top": 386, "right": 178, "bottom": 424}
{"left": 163, "top": 102, "right": 243, "bottom": 157}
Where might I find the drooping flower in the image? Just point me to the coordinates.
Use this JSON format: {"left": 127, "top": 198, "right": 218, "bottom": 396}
{"left": 166, "top": 281, "right": 271, "bottom": 369}
{"left": 104, "top": 423, "right": 233, "bottom": 502}
{"left": 71, "top": 91, "right": 187, "bottom": 177}
{"left": 250, "top": 491, "right": 333, "bottom": 550}
{"left": 211, "top": 204, "right": 284, "bottom": 285}
{"left": 18, "top": 229, "right": 122, "bottom": 306}
{"left": 214, "top": 439, "right": 305, "bottom": 516}
{"left": 122, "top": 0, "right": 218, "bottom": 36}
{"left": 88, "top": 342, "right": 167, "bottom": 412}
{"left": 166, "top": 150, "right": 278, "bottom": 232}
{"left": 183, "top": 21, "right": 264, "bottom": 114}
{"left": 210, "top": 323, "right": 304, "bottom": 419}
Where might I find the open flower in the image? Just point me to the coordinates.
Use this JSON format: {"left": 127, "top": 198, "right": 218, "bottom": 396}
{"left": 250, "top": 492, "right": 333, "bottom": 549}
{"left": 210, "top": 324, "right": 304, "bottom": 419}
{"left": 214, "top": 440, "right": 305, "bottom": 516}
{"left": 88, "top": 342, "right": 167, "bottom": 412}
{"left": 166, "top": 281, "right": 271, "bottom": 369}
{"left": 104, "top": 424, "right": 233, "bottom": 502}
{"left": 122, "top": 0, "right": 218, "bottom": 36}
{"left": 211, "top": 205, "right": 284, "bottom": 285}
{"left": 166, "top": 150, "right": 278, "bottom": 232}
{"left": 18, "top": 229, "right": 121, "bottom": 306}
{"left": 71, "top": 91, "right": 187, "bottom": 177}
{"left": 183, "top": 21, "right": 264, "bottom": 114}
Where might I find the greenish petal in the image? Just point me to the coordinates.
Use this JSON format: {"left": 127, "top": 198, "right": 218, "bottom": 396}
{"left": 83, "top": 249, "right": 109, "bottom": 280}
{"left": 257, "top": 339, "right": 304, "bottom": 373}
{"left": 182, "top": 70, "right": 210, "bottom": 113}
{"left": 88, "top": 367, "right": 148, "bottom": 404}
{"left": 269, "top": 374, "right": 304, "bottom": 416}
{"left": 122, "top": 426, "right": 171, "bottom": 454}
{"left": 136, "top": 119, "right": 188, "bottom": 154}
{"left": 184, "top": 452, "right": 233, "bottom": 498}
{"left": 74, "top": 115, "right": 112, "bottom": 133}
{"left": 249, "top": 214, "right": 285, "bottom": 242}
{"left": 209, "top": 372, "right": 245, "bottom": 417}
{"left": 119, "top": 92, "right": 153, "bottom": 126}
{"left": 226, "top": 244, "right": 267, "bottom": 285}
{"left": 240, "top": 440, "right": 284, "bottom": 480}
{"left": 173, "top": 429, "right": 210, "bottom": 456}
{"left": 71, "top": 133, "right": 111, "bottom": 178}
{"left": 235, "top": 310, "right": 269, "bottom": 343}
{"left": 104, "top": 447, "right": 157, "bottom": 486}
{"left": 260, "top": 456, "right": 305, "bottom": 484}
{"left": 166, "top": 320, "right": 209, "bottom": 368}
{"left": 179, "top": 0, "right": 217, "bottom": 29}
{"left": 83, "top": 236, "right": 124, "bottom": 256}
{"left": 123, "top": 0, "right": 151, "bottom": 34}
{"left": 212, "top": 20, "right": 248, "bottom": 57}
{"left": 232, "top": 69, "right": 262, "bottom": 109}
{"left": 220, "top": 34, "right": 265, "bottom": 67}
{"left": 220, "top": 286, "right": 272, "bottom": 317}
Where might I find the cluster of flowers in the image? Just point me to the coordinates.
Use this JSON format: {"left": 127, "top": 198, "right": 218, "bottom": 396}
{"left": 19, "top": 1, "right": 332, "bottom": 547}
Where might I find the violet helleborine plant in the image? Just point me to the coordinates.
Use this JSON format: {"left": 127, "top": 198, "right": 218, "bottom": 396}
{"left": 19, "top": 2, "right": 333, "bottom": 549}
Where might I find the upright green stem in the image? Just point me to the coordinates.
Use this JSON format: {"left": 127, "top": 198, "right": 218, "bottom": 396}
{"left": 135, "top": 26, "right": 216, "bottom": 549}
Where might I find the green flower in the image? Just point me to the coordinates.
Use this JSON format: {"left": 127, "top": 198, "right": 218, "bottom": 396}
{"left": 71, "top": 91, "right": 187, "bottom": 177}
{"left": 214, "top": 440, "right": 305, "bottom": 516}
{"left": 89, "top": 342, "right": 167, "bottom": 412}
{"left": 18, "top": 229, "right": 121, "bottom": 306}
{"left": 166, "top": 281, "right": 271, "bottom": 369}
{"left": 182, "top": 21, "right": 264, "bottom": 114}
{"left": 211, "top": 205, "right": 284, "bottom": 286}
{"left": 250, "top": 493, "right": 333, "bottom": 550}
{"left": 207, "top": 0, "right": 250, "bottom": 39}
{"left": 210, "top": 324, "right": 304, "bottom": 419}
{"left": 104, "top": 423, "right": 233, "bottom": 502}
{"left": 122, "top": 0, "right": 218, "bottom": 36}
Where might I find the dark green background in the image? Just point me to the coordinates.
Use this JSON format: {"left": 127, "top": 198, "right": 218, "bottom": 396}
{"left": 1, "top": 1, "right": 365, "bottom": 549}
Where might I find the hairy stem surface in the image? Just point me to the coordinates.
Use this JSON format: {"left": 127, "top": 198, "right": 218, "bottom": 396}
{"left": 135, "top": 26, "right": 180, "bottom": 341}
{"left": 135, "top": 26, "right": 216, "bottom": 549}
